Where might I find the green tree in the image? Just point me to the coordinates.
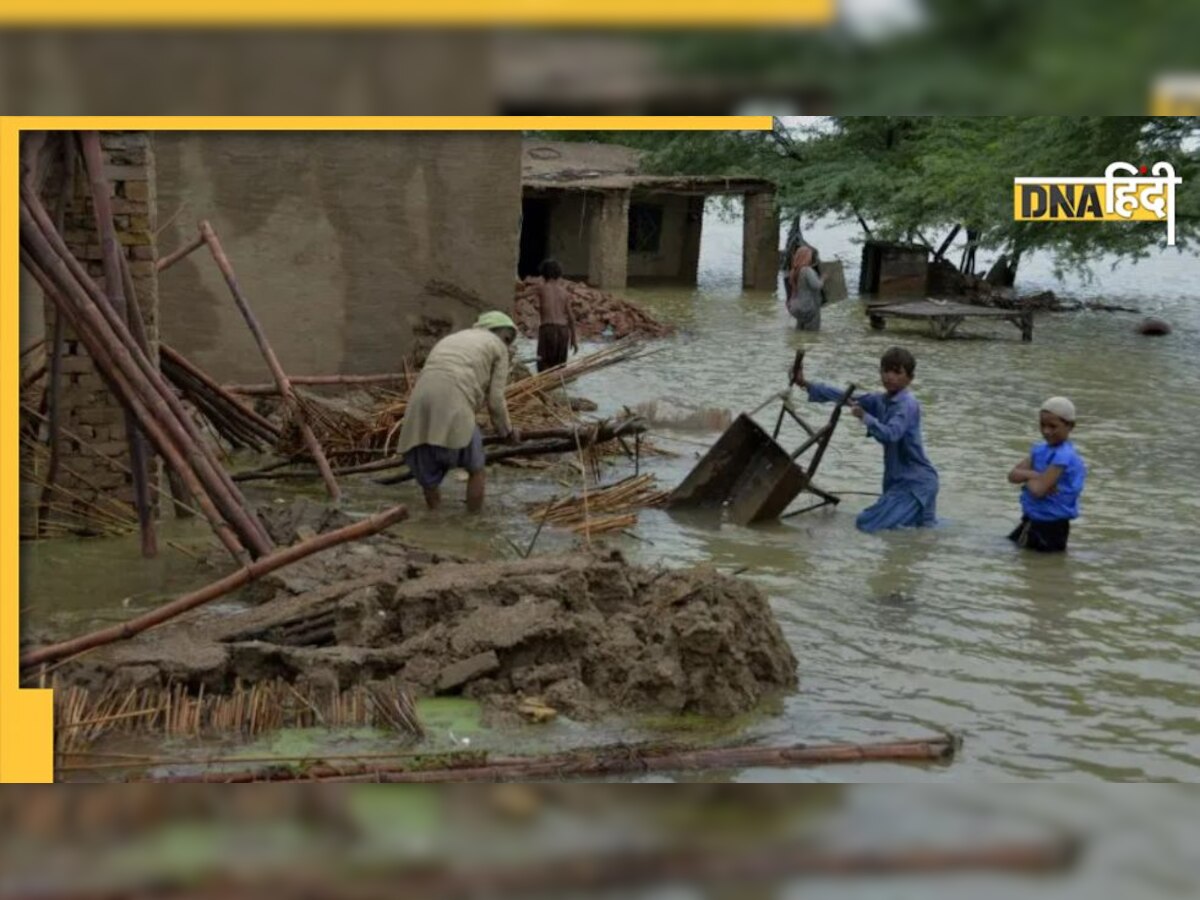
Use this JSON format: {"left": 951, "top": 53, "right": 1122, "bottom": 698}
{"left": 541, "top": 117, "right": 1200, "bottom": 282}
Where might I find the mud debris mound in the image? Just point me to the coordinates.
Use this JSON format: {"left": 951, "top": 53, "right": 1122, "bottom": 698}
{"left": 55, "top": 548, "right": 797, "bottom": 722}
{"left": 515, "top": 277, "right": 675, "bottom": 341}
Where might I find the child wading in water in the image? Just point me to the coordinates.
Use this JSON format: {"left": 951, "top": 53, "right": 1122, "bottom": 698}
{"left": 796, "top": 347, "right": 939, "bottom": 532}
{"left": 534, "top": 259, "right": 578, "bottom": 373}
{"left": 1007, "top": 397, "right": 1087, "bottom": 552}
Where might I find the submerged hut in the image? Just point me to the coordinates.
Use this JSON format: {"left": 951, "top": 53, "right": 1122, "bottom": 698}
{"left": 519, "top": 140, "right": 779, "bottom": 290}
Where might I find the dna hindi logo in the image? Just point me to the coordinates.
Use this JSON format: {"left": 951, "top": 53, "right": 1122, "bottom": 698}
{"left": 1013, "top": 162, "right": 1182, "bottom": 246}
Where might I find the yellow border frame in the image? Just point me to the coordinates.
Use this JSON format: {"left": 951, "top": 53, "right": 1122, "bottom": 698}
{"left": 0, "top": 1, "right": 834, "bottom": 26}
{"left": 2, "top": 114, "right": 772, "bottom": 783}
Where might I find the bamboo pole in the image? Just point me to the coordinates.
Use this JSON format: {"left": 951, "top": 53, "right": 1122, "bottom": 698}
{"left": 164, "top": 359, "right": 273, "bottom": 451}
{"left": 199, "top": 221, "right": 340, "bottom": 502}
{"left": 22, "top": 182, "right": 267, "bottom": 551}
{"left": 161, "top": 344, "right": 280, "bottom": 441}
{"left": 21, "top": 186, "right": 274, "bottom": 556}
{"left": 370, "top": 419, "right": 646, "bottom": 487}
{"left": 20, "top": 504, "right": 409, "bottom": 669}
{"left": 35, "top": 136, "right": 75, "bottom": 537}
{"left": 225, "top": 372, "right": 415, "bottom": 394}
{"left": 139, "top": 735, "right": 958, "bottom": 784}
{"left": 80, "top": 131, "right": 157, "bottom": 559}
{"left": 234, "top": 421, "right": 648, "bottom": 483}
{"left": 19, "top": 246, "right": 249, "bottom": 563}
{"left": 155, "top": 231, "right": 205, "bottom": 272}
{"left": 20, "top": 338, "right": 45, "bottom": 359}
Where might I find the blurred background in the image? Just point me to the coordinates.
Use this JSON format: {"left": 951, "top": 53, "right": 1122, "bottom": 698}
{"left": 2, "top": 785, "right": 1199, "bottom": 898}
{"left": 0, "top": 1, "right": 1198, "bottom": 115}
{"left": 4, "top": 3, "right": 1199, "bottom": 898}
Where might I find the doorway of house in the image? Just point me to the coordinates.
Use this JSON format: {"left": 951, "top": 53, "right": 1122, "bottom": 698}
{"left": 518, "top": 197, "right": 552, "bottom": 278}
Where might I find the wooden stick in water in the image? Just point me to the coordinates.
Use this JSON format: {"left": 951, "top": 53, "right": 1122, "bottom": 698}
{"left": 199, "top": 221, "right": 340, "bottom": 503}
{"left": 21, "top": 504, "right": 409, "bottom": 669}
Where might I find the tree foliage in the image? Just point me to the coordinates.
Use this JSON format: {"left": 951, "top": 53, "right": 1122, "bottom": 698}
{"left": 540, "top": 117, "right": 1200, "bottom": 277}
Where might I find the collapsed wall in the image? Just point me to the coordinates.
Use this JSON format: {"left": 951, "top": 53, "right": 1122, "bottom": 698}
{"left": 48, "top": 514, "right": 797, "bottom": 722}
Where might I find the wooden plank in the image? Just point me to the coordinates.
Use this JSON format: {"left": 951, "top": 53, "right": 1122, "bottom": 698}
{"left": 873, "top": 301, "right": 1026, "bottom": 319}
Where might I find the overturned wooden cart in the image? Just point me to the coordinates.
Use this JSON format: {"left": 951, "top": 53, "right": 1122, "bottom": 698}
{"left": 668, "top": 353, "right": 855, "bottom": 525}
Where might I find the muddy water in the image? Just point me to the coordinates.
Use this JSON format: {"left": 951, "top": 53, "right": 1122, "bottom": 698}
{"left": 20, "top": 210, "right": 1200, "bottom": 796}
{"left": 577, "top": 213, "right": 1200, "bottom": 784}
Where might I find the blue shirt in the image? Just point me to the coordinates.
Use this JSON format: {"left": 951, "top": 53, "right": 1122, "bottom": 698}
{"left": 1021, "top": 440, "right": 1086, "bottom": 522}
{"left": 806, "top": 383, "right": 939, "bottom": 509}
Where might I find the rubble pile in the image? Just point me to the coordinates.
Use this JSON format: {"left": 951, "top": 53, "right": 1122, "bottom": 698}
{"left": 50, "top": 516, "right": 797, "bottom": 723}
{"left": 515, "top": 278, "right": 674, "bottom": 341}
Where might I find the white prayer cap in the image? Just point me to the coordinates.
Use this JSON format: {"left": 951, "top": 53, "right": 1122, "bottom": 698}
{"left": 1040, "top": 396, "right": 1076, "bottom": 423}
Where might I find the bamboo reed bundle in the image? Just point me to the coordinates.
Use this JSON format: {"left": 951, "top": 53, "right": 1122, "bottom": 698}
{"left": 528, "top": 474, "right": 669, "bottom": 535}
{"left": 53, "top": 676, "right": 423, "bottom": 755}
{"left": 259, "top": 340, "right": 652, "bottom": 470}
{"left": 20, "top": 436, "right": 139, "bottom": 538}
{"left": 160, "top": 344, "right": 281, "bottom": 453}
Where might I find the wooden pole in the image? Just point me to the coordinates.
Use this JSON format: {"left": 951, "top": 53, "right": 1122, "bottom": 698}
{"left": 198, "top": 221, "right": 341, "bottom": 503}
{"left": 155, "top": 232, "right": 205, "bottom": 272}
{"left": 804, "top": 382, "right": 855, "bottom": 478}
{"left": 161, "top": 344, "right": 280, "bottom": 442}
{"left": 20, "top": 248, "right": 248, "bottom": 563}
{"left": 20, "top": 217, "right": 258, "bottom": 556}
{"left": 22, "top": 183, "right": 265, "bottom": 549}
{"left": 20, "top": 504, "right": 408, "bottom": 669}
{"left": 21, "top": 186, "right": 274, "bottom": 556}
{"left": 141, "top": 735, "right": 957, "bottom": 783}
{"left": 17, "top": 196, "right": 268, "bottom": 557}
{"left": 224, "top": 372, "right": 415, "bottom": 394}
{"left": 35, "top": 136, "right": 75, "bottom": 537}
{"left": 80, "top": 131, "right": 158, "bottom": 559}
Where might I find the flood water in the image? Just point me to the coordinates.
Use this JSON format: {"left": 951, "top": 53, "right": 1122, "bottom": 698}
{"left": 20, "top": 207, "right": 1200, "bottom": 796}
{"left": 557, "top": 210, "right": 1200, "bottom": 784}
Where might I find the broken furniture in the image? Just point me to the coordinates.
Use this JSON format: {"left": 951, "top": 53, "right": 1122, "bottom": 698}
{"left": 667, "top": 383, "right": 855, "bottom": 525}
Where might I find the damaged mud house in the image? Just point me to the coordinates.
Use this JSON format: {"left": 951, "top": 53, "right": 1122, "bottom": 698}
{"left": 16, "top": 130, "right": 962, "bottom": 782}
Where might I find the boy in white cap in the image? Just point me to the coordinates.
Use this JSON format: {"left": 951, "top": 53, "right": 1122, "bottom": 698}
{"left": 397, "top": 311, "right": 521, "bottom": 512}
{"left": 1007, "top": 396, "right": 1087, "bottom": 552}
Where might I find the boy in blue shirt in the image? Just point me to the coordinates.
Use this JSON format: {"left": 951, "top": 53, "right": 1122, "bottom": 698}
{"left": 796, "top": 346, "right": 939, "bottom": 532}
{"left": 1007, "top": 396, "right": 1087, "bottom": 552}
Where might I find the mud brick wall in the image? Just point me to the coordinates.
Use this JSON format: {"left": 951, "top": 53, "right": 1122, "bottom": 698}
{"left": 154, "top": 132, "right": 523, "bottom": 381}
{"left": 41, "top": 132, "right": 160, "bottom": 520}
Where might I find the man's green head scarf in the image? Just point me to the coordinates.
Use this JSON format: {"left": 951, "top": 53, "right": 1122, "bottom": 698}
{"left": 474, "top": 311, "right": 517, "bottom": 332}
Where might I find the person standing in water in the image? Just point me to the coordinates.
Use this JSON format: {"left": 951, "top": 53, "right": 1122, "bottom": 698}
{"left": 785, "top": 246, "right": 823, "bottom": 331}
{"left": 534, "top": 259, "right": 578, "bottom": 372}
{"left": 796, "top": 347, "right": 939, "bottom": 532}
{"left": 396, "top": 311, "right": 521, "bottom": 513}
{"left": 1007, "top": 397, "right": 1087, "bottom": 552}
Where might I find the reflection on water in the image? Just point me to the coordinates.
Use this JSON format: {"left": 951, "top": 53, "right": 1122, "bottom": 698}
{"left": 19, "top": 210, "right": 1200, "bottom": 789}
